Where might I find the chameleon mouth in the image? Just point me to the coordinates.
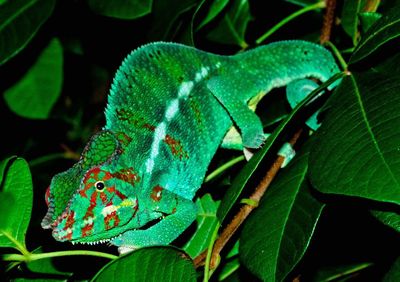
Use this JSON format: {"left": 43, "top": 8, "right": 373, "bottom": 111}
{"left": 70, "top": 234, "right": 123, "bottom": 246}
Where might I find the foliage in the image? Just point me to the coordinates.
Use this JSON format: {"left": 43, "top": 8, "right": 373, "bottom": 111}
{"left": 1, "top": 0, "right": 400, "bottom": 281}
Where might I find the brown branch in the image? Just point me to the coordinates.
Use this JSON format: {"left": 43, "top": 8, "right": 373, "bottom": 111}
{"left": 320, "top": 0, "right": 337, "bottom": 44}
{"left": 194, "top": 129, "right": 303, "bottom": 268}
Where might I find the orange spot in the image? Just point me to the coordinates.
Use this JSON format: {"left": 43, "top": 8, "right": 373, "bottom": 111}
{"left": 151, "top": 185, "right": 163, "bottom": 202}
{"left": 164, "top": 135, "right": 188, "bottom": 160}
{"left": 112, "top": 167, "right": 140, "bottom": 186}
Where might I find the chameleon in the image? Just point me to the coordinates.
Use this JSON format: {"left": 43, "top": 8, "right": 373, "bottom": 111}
{"left": 41, "top": 40, "right": 340, "bottom": 251}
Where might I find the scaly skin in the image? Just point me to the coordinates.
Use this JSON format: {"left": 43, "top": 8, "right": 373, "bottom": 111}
{"left": 42, "top": 41, "right": 340, "bottom": 249}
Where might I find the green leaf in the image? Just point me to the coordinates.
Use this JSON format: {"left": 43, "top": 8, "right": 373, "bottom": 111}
{"left": 4, "top": 38, "right": 63, "bottom": 119}
{"left": 218, "top": 257, "right": 240, "bottom": 281}
{"left": 340, "top": 0, "right": 365, "bottom": 45}
{"left": 311, "top": 262, "right": 373, "bottom": 281}
{"left": 350, "top": 6, "right": 400, "bottom": 64}
{"left": 197, "top": 0, "right": 230, "bottom": 30}
{"left": 359, "top": 12, "right": 382, "bottom": 34}
{"left": 86, "top": 0, "right": 153, "bottom": 19}
{"left": 183, "top": 194, "right": 220, "bottom": 258}
{"left": 240, "top": 142, "right": 325, "bottom": 281}
{"left": 147, "top": 0, "right": 198, "bottom": 41}
{"left": 205, "top": 0, "right": 251, "bottom": 48}
{"left": 91, "top": 247, "right": 196, "bottom": 282}
{"left": 370, "top": 208, "right": 400, "bottom": 232}
{"left": 0, "top": 157, "right": 33, "bottom": 248}
{"left": 309, "top": 72, "right": 400, "bottom": 205}
{"left": 0, "top": 0, "right": 56, "bottom": 65}
{"left": 383, "top": 256, "right": 400, "bottom": 282}
{"left": 0, "top": 156, "right": 16, "bottom": 185}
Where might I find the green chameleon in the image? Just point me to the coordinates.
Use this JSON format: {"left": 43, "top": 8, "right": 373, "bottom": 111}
{"left": 42, "top": 40, "right": 340, "bottom": 251}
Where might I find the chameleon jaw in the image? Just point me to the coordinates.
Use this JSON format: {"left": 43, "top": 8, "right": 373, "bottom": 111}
{"left": 70, "top": 234, "right": 123, "bottom": 246}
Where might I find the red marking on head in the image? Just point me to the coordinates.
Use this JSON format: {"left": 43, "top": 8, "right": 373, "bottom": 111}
{"left": 63, "top": 211, "right": 75, "bottom": 231}
{"left": 151, "top": 185, "right": 163, "bottom": 202}
{"left": 104, "top": 211, "right": 120, "bottom": 230}
{"left": 58, "top": 211, "right": 75, "bottom": 241}
{"left": 45, "top": 186, "right": 51, "bottom": 206}
{"left": 108, "top": 186, "right": 128, "bottom": 201}
{"left": 164, "top": 135, "right": 188, "bottom": 160}
{"left": 62, "top": 232, "right": 73, "bottom": 241}
{"left": 80, "top": 167, "right": 112, "bottom": 198}
{"left": 100, "top": 192, "right": 108, "bottom": 204}
{"left": 84, "top": 191, "right": 97, "bottom": 220}
{"left": 82, "top": 222, "right": 94, "bottom": 237}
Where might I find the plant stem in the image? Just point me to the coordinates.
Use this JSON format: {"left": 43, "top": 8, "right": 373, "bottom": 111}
{"left": 208, "top": 129, "right": 303, "bottom": 267}
{"left": 3, "top": 250, "right": 118, "bottom": 262}
{"left": 324, "top": 41, "right": 348, "bottom": 71}
{"left": 204, "top": 156, "right": 245, "bottom": 183}
{"left": 0, "top": 231, "right": 29, "bottom": 256}
{"left": 256, "top": 1, "right": 326, "bottom": 45}
{"left": 320, "top": 0, "right": 337, "bottom": 43}
{"left": 203, "top": 225, "right": 220, "bottom": 282}
{"left": 194, "top": 129, "right": 304, "bottom": 269}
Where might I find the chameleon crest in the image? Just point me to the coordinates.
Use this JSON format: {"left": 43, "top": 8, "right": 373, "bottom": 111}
{"left": 42, "top": 41, "right": 340, "bottom": 249}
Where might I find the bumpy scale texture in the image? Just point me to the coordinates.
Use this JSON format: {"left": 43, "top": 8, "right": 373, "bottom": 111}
{"left": 42, "top": 41, "right": 340, "bottom": 249}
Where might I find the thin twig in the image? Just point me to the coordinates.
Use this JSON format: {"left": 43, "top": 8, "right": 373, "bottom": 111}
{"left": 320, "top": 0, "right": 337, "bottom": 44}
{"left": 194, "top": 129, "right": 303, "bottom": 268}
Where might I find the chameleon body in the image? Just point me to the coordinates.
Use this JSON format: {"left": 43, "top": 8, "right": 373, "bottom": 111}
{"left": 42, "top": 41, "right": 339, "bottom": 249}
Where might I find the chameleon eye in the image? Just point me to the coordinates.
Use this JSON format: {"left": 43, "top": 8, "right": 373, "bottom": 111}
{"left": 95, "top": 181, "right": 105, "bottom": 191}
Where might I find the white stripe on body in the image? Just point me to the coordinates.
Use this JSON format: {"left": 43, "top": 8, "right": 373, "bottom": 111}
{"left": 145, "top": 63, "right": 220, "bottom": 173}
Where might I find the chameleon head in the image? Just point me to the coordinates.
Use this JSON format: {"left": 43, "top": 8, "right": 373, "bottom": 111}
{"left": 42, "top": 130, "right": 142, "bottom": 244}
{"left": 49, "top": 164, "right": 140, "bottom": 244}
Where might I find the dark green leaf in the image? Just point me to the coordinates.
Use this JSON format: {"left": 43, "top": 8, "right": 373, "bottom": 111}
{"left": 205, "top": 0, "right": 251, "bottom": 48}
{"left": 309, "top": 72, "right": 400, "bottom": 205}
{"left": 383, "top": 256, "right": 400, "bottom": 282}
{"left": 240, "top": 142, "right": 325, "bottom": 281}
{"left": 91, "top": 247, "right": 196, "bottom": 282}
{"left": 311, "top": 262, "right": 373, "bottom": 281}
{"left": 0, "top": 0, "right": 55, "bottom": 65}
{"left": 183, "top": 194, "right": 220, "bottom": 258}
{"left": 147, "top": 0, "right": 198, "bottom": 41}
{"left": 218, "top": 257, "right": 240, "bottom": 281}
{"left": 197, "top": 0, "right": 230, "bottom": 30}
{"left": 4, "top": 38, "right": 63, "bottom": 119}
{"left": 370, "top": 208, "right": 400, "bottom": 232}
{"left": 0, "top": 155, "right": 16, "bottom": 185}
{"left": 0, "top": 157, "right": 33, "bottom": 248}
{"left": 340, "top": 0, "right": 365, "bottom": 45}
{"left": 86, "top": 0, "right": 152, "bottom": 20}
{"left": 359, "top": 12, "right": 382, "bottom": 34}
{"left": 350, "top": 6, "right": 400, "bottom": 64}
